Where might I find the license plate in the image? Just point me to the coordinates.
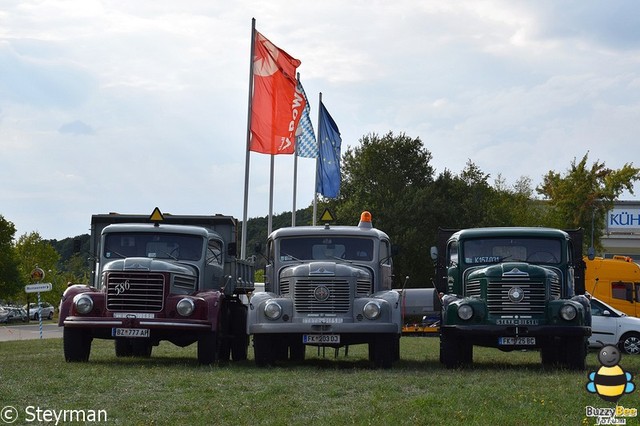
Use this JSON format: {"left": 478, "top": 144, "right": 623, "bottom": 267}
{"left": 112, "top": 328, "right": 150, "bottom": 338}
{"left": 303, "top": 334, "right": 340, "bottom": 344}
{"left": 498, "top": 337, "right": 536, "bottom": 345}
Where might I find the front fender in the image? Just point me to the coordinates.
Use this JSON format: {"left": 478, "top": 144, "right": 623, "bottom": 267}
{"left": 58, "top": 284, "right": 98, "bottom": 326}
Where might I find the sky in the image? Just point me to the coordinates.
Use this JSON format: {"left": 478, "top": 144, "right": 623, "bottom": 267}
{"left": 2, "top": 1, "right": 640, "bottom": 240}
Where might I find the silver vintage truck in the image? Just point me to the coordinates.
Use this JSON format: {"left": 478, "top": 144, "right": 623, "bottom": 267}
{"left": 248, "top": 211, "right": 430, "bottom": 368}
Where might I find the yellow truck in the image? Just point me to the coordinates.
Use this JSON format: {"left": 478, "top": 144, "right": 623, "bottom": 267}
{"left": 585, "top": 255, "right": 640, "bottom": 317}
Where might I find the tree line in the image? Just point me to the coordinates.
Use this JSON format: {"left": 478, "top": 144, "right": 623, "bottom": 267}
{"left": 1, "top": 131, "right": 639, "bottom": 303}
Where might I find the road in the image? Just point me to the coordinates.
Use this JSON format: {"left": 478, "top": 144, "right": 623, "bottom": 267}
{"left": 0, "top": 322, "right": 63, "bottom": 341}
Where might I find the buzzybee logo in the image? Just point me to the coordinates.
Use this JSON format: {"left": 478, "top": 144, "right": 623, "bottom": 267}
{"left": 585, "top": 343, "right": 637, "bottom": 424}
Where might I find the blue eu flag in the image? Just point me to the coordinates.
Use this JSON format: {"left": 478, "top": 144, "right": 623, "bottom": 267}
{"left": 316, "top": 101, "right": 341, "bottom": 198}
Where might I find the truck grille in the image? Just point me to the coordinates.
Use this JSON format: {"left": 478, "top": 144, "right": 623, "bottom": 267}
{"left": 106, "top": 272, "right": 165, "bottom": 312}
{"left": 294, "top": 279, "right": 350, "bottom": 313}
{"left": 280, "top": 278, "right": 291, "bottom": 295}
{"left": 173, "top": 274, "right": 196, "bottom": 293}
{"left": 466, "top": 279, "right": 481, "bottom": 297}
{"left": 356, "top": 277, "right": 372, "bottom": 296}
{"left": 486, "top": 279, "right": 546, "bottom": 315}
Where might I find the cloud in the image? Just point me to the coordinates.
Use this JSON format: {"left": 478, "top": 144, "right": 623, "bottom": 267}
{"left": 58, "top": 120, "right": 95, "bottom": 135}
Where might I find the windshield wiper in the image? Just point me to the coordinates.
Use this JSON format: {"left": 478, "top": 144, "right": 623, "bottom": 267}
{"left": 281, "top": 252, "right": 303, "bottom": 262}
{"left": 105, "top": 247, "right": 127, "bottom": 258}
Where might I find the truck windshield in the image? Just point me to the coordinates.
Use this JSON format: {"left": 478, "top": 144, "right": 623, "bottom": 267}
{"left": 279, "top": 237, "right": 374, "bottom": 262}
{"left": 462, "top": 237, "right": 562, "bottom": 265}
{"left": 104, "top": 233, "right": 203, "bottom": 261}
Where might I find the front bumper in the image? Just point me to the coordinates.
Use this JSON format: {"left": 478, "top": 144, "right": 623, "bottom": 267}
{"left": 63, "top": 316, "right": 211, "bottom": 331}
{"left": 441, "top": 324, "right": 591, "bottom": 348}
{"left": 250, "top": 322, "right": 399, "bottom": 335}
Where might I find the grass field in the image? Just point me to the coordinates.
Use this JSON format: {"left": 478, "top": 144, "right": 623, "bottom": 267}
{"left": 1, "top": 336, "right": 639, "bottom": 425}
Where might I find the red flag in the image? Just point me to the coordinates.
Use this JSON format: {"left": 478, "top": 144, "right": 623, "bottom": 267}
{"left": 250, "top": 31, "right": 305, "bottom": 155}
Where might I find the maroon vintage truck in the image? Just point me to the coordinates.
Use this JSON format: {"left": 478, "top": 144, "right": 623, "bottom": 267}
{"left": 59, "top": 208, "right": 254, "bottom": 364}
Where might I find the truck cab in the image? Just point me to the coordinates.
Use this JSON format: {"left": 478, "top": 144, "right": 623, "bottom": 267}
{"left": 432, "top": 227, "right": 591, "bottom": 369}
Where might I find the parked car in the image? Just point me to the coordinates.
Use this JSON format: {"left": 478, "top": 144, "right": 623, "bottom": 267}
{"left": 6, "top": 307, "right": 29, "bottom": 323}
{"left": 589, "top": 297, "right": 640, "bottom": 355}
{"left": 24, "top": 302, "right": 55, "bottom": 320}
{"left": 0, "top": 307, "right": 10, "bottom": 323}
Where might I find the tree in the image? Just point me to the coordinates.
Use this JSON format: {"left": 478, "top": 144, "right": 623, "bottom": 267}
{"left": 337, "top": 132, "right": 435, "bottom": 287}
{"left": 0, "top": 215, "right": 21, "bottom": 300}
{"left": 537, "top": 152, "right": 640, "bottom": 252}
{"left": 14, "top": 232, "right": 62, "bottom": 305}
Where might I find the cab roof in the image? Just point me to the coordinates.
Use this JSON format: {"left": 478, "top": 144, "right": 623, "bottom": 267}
{"left": 450, "top": 227, "right": 570, "bottom": 241}
{"left": 269, "top": 224, "right": 390, "bottom": 241}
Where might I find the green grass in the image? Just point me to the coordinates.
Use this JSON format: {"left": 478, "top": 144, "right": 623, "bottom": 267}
{"left": 1, "top": 337, "right": 639, "bottom": 425}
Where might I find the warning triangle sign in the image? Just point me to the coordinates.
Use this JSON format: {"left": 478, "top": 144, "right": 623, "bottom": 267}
{"left": 320, "top": 208, "right": 336, "bottom": 223}
{"left": 149, "top": 207, "right": 165, "bottom": 223}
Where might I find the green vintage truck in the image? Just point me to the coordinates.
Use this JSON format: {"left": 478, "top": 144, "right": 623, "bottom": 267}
{"left": 432, "top": 227, "right": 591, "bottom": 369}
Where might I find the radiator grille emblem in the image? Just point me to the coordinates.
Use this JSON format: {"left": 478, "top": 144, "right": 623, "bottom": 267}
{"left": 314, "top": 285, "right": 330, "bottom": 301}
{"left": 508, "top": 286, "right": 525, "bottom": 303}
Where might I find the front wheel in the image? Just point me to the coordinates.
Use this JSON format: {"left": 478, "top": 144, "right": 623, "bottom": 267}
{"left": 253, "top": 334, "right": 275, "bottom": 367}
{"left": 440, "top": 335, "right": 472, "bottom": 369}
{"left": 370, "top": 334, "right": 395, "bottom": 369}
{"left": 619, "top": 332, "right": 640, "bottom": 355}
{"left": 563, "top": 336, "right": 587, "bottom": 370}
{"left": 197, "top": 331, "right": 217, "bottom": 365}
{"left": 64, "top": 327, "right": 92, "bottom": 362}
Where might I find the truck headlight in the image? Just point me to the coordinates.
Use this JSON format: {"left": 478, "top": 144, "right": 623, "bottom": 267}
{"left": 176, "top": 298, "right": 195, "bottom": 317}
{"left": 73, "top": 294, "right": 94, "bottom": 315}
{"left": 457, "top": 304, "right": 474, "bottom": 321}
{"left": 560, "top": 304, "right": 577, "bottom": 321}
{"left": 264, "top": 301, "right": 282, "bottom": 320}
{"left": 363, "top": 301, "right": 381, "bottom": 320}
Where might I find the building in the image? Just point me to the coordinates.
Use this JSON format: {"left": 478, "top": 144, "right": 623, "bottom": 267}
{"left": 601, "top": 200, "right": 640, "bottom": 259}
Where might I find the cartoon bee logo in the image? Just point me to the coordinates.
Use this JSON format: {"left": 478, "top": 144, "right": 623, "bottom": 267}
{"left": 586, "top": 343, "right": 635, "bottom": 403}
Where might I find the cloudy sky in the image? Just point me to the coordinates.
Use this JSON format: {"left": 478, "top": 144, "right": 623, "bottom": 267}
{"left": 2, "top": 1, "right": 640, "bottom": 240}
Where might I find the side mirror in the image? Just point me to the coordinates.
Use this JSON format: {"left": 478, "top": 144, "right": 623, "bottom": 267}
{"left": 587, "top": 246, "right": 595, "bottom": 261}
{"left": 603, "top": 310, "right": 611, "bottom": 316}
{"left": 227, "top": 242, "right": 237, "bottom": 257}
{"left": 430, "top": 246, "right": 438, "bottom": 261}
{"left": 254, "top": 242, "right": 263, "bottom": 255}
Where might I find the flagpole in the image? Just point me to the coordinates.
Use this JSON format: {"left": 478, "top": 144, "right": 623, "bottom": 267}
{"left": 293, "top": 145, "right": 298, "bottom": 227}
{"left": 268, "top": 154, "right": 274, "bottom": 235}
{"left": 241, "top": 18, "right": 256, "bottom": 260}
{"left": 292, "top": 72, "right": 302, "bottom": 227}
{"left": 312, "top": 92, "right": 322, "bottom": 226}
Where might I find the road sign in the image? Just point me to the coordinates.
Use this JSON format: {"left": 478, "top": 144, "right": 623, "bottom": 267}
{"left": 25, "top": 283, "right": 52, "bottom": 293}
{"left": 30, "top": 267, "right": 45, "bottom": 281}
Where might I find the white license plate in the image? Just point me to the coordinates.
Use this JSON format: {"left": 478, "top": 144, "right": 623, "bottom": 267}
{"left": 112, "top": 328, "right": 150, "bottom": 338}
{"left": 303, "top": 334, "right": 340, "bottom": 344}
{"left": 498, "top": 337, "right": 536, "bottom": 345}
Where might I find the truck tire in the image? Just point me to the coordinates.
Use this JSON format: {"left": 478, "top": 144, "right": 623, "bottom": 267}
{"left": 254, "top": 334, "right": 274, "bottom": 367}
{"left": 231, "top": 304, "right": 249, "bottom": 361}
{"left": 371, "top": 334, "right": 394, "bottom": 369}
{"left": 64, "top": 327, "right": 92, "bottom": 362}
{"left": 563, "top": 337, "right": 587, "bottom": 370}
{"left": 619, "top": 332, "right": 640, "bottom": 355}
{"left": 393, "top": 335, "right": 401, "bottom": 362}
{"left": 440, "top": 335, "right": 471, "bottom": 369}
{"left": 197, "top": 331, "right": 217, "bottom": 365}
